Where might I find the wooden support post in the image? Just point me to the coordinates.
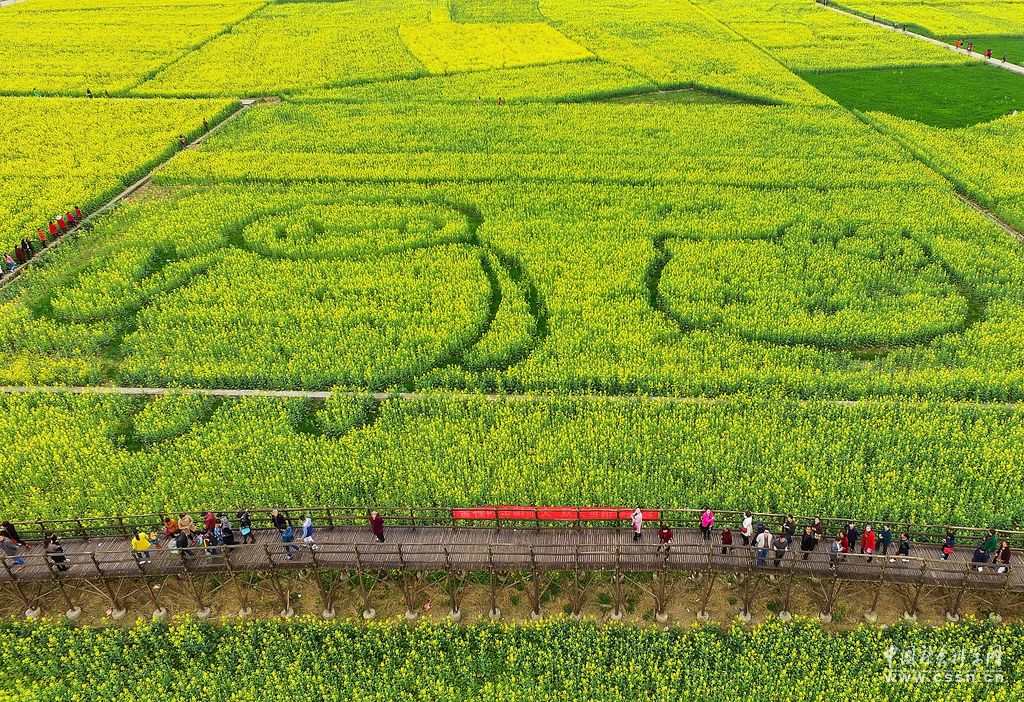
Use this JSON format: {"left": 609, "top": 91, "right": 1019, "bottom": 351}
{"left": 778, "top": 561, "right": 795, "bottom": 621}
{"left": 179, "top": 555, "right": 210, "bottom": 619}
{"left": 43, "top": 557, "right": 79, "bottom": 618}
{"left": 946, "top": 564, "right": 972, "bottom": 622}
{"left": 400, "top": 570, "right": 418, "bottom": 619}
{"left": 697, "top": 571, "right": 717, "bottom": 622}
{"left": 354, "top": 545, "right": 375, "bottom": 620}
{"left": 906, "top": 560, "right": 928, "bottom": 622}
{"left": 224, "top": 558, "right": 251, "bottom": 616}
{"left": 865, "top": 561, "right": 886, "bottom": 623}
{"left": 267, "top": 567, "right": 292, "bottom": 618}
{"left": 2, "top": 556, "right": 38, "bottom": 616}
{"left": 89, "top": 553, "right": 126, "bottom": 619}
{"left": 309, "top": 550, "right": 336, "bottom": 619}
{"left": 654, "top": 566, "right": 668, "bottom": 623}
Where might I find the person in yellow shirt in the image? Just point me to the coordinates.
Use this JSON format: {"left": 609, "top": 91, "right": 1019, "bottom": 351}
{"left": 131, "top": 530, "right": 152, "bottom": 565}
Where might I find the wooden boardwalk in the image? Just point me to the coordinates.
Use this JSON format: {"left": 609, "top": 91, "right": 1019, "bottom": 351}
{"left": 4, "top": 524, "right": 1018, "bottom": 595}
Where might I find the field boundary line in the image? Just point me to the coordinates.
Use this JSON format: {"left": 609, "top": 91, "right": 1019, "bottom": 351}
{"left": 6, "top": 384, "right": 1024, "bottom": 410}
{"left": 0, "top": 97, "right": 274, "bottom": 290}
{"left": 819, "top": 1, "right": 1024, "bottom": 76}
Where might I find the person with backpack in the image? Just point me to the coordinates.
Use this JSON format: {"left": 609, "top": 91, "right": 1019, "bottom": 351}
{"left": 973, "top": 546, "right": 989, "bottom": 571}
{"left": 829, "top": 535, "right": 843, "bottom": 571}
{"left": 131, "top": 530, "right": 152, "bottom": 564}
{"left": 699, "top": 507, "right": 714, "bottom": 541}
{"left": 800, "top": 526, "right": 816, "bottom": 560}
{"left": 281, "top": 523, "right": 298, "bottom": 560}
{"left": 1, "top": 521, "right": 27, "bottom": 549}
{"left": 740, "top": 511, "right": 753, "bottom": 546}
{"left": 174, "top": 530, "right": 193, "bottom": 559}
{"left": 237, "top": 509, "right": 255, "bottom": 544}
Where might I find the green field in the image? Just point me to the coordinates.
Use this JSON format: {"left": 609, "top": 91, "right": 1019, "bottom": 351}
{"left": 802, "top": 63, "right": 1024, "bottom": 127}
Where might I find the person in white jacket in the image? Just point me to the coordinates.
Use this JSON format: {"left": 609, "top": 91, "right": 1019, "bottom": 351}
{"left": 755, "top": 528, "right": 772, "bottom": 566}
{"left": 741, "top": 512, "right": 754, "bottom": 546}
{"left": 630, "top": 508, "right": 643, "bottom": 542}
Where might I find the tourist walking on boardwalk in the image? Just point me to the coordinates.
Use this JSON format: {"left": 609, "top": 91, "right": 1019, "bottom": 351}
{"left": 631, "top": 508, "right": 643, "bottom": 542}
{"left": 3, "top": 253, "right": 15, "bottom": 273}
{"left": 800, "top": 526, "right": 816, "bottom": 560}
{"left": 370, "top": 510, "right": 385, "bottom": 543}
{"left": 773, "top": 532, "right": 788, "bottom": 567}
{"left": 845, "top": 522, "right": 859, "bottom": 552}
{"left": 238, "top": 509, "right": 255, "bottom": 543}
{"left": 204, "top": 511, "right": 217, "bottom": 533}
{"left": 271, "top": 508, "right": 288, "bottom": 532}
{"left": 219, "top": 513, "right": 231, "bottom": 531}
{"left": 699, "top": 507, "right": 714, "bottom": 541}
{"left": 983, "top": 529, "right": 998, "bottom": 561}
{"left": 657, "top": 523, "right": 673, "bottom": 552}
{"left": 812, "top": 516, "right": 825, "bottom": 545}
{"left": 177, "top": 513, "right": 196, "bottom": 537}
{"left": 720, "top": 525, "right": 732, "bottom": 554}
{"left": 1, "top": 521, "right": 27, "bottom": 549}
{"left": 754, "top": 527, "right": 772, "bottom": 566}
{"left": 221, "top": 524, "right": 237, "bottom": 552}
{"left": 879, "top": 524, "right": 893, "bottom": 556}
{"left": 997, "top": 541, "right": 1011, "bottom": 573}
{"left": 44, "top": 533, "right": 68, "bottom": 571}
{"left": 862, "top": 524, "right": 876, "bottom": 562}
{"left": 1, "top": 535, "right": 24, "bottom": 566}
{"left": 941, "top": 530, "right": 956, "bottom": 560}
{"left": 973, "top": 546, "right": 989, "bottom": 570}
{"left": 740, "top": 511, "right": 753, "bottom": 546}
{"left": 828, "top": 534, "right": 843, "bottom": 570}
{"left": 174, "top": 530, "right": 193, "bottom": 558}
{"left": 131, "top": 530, "right": 152, "bottom": 564}
{"left": 838, "top": 531, "right": 850, "bottom": 562}
{"left": 301, "top": 515, "right": 317, "bottom": 550}
{"left": 781, "top": 515, "right": 796, "bottom": 547}
{"left": 281, "top": 523, "right": 298, "bottom": 560}
{"left": 895, "top": 532, "right": 910, "bottom": 562}
{"left": 162, "top": 516, "right": 178, "bottom": 547}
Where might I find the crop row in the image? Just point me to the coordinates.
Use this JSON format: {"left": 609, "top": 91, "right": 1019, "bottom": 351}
{"left": 0, "top": 618, "right": 1020, "bottom": 700}
{"left": 3, "top": 392, "right": 1024, "bottom": 528}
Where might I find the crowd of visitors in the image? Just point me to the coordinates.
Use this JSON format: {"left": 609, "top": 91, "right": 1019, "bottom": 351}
{"left": 630, "top": 508, "right": 1014, "bottom": 572}
{"left": 2, "top": 206, "right": 84, "bottom": 277}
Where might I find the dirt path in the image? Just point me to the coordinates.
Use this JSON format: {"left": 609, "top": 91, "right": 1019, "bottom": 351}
{"left": 0, "top": 97, "right": 275, "bottom": 290}
{"left": 820, "top": 2, "right": 1024, "bottom": 76}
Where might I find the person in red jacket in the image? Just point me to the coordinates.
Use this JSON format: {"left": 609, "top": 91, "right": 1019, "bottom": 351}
{"left": 65, "top": 210, "right": 76, "bottom": 227}
{"left": 13, "top": 245, "right": 25, "bottom": 264}
{"left": 985, "top": 48, "right": 993, "bottom": 58}
{"left": 720, "top": 525, "right": 733, "bottom": 555}
{"left": 839, "top": 532, "right": 850, "bottom": 561}
{"left": 74, "top": 206, "right": 83, "bottom": 221}
{"left": 657, "top": 524, "right": 673, "bottom": 552}
{"left": 57, "top": 215, "right": 66, "bottom": 233}
{"left": 861, "top": 524, "right": 876, "bottom": 562}
{"left": 48, "top": 220, "right": 58, "bottom": 238}
{"left": 36, "top": 228, "right": 47, "bottom": 245}
{"left": 370, "top": 511, "right": 385, "bottom": 543}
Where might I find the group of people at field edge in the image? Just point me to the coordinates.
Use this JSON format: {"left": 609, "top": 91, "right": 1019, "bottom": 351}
{"left": 2, "top": 206, "right": 84, "bottom": 276}
{"left": 953, "top": 39, "right": 1006, "bottom": 62}
{"left": 630, "top": 507, "right": 1014, "bottom": 573}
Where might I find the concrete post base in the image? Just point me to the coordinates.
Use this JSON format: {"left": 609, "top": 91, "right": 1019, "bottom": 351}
{"left": 903, "top": 612, "right": 918, "bottom": 623}
{"left": 738, "top": 611, "right": 752, "bottom": 624}
{"left": 322, "top": 609, "right": 336, "bottom": 620}
{"left": 819, "top": 612, "right": 832, "bottom": 623}
{"left": 448, "top": 609, "right": 461, "bottom": 622}
{"left": 110, "top": 608, "right": 127, "bottom": 621}
{"left": 195, "top": 607, "right": 211, "bottom": 620}
{"left": 609, "top": 610, "right": 623, "bottom": 621}
{"left": 362, "top": 608, "right": 376, "bottom": 620}
{"left": 404, "top": 610, "right": 418, "bottom": 621}
{"left": 488, "top": 608, "right": 501, "bottom": 620}
{"left": 655, "top": 611, "right": 668, "bottom": 623}
{"left": 66, "top": 607, "right": 82, "bottom": 621}
{"left": 236, "top": 608, "right": 252, "bottom": 618}
{"left": 777, "top": 610, "right": 792, "bottom": 622}
{"left": 863, "top": 610, "right": 877, "bottom": 624}
{"left": 945, "top": 611, "right": 960, "bottom": 622}
{"left": 695, "top": 610, "right": 710, "bottom": 622}
{"left": 152, "top": 607, "right": 168, "bottom": 620}
{"left": 25, "top": 607, "right": 41, "bottom": 620}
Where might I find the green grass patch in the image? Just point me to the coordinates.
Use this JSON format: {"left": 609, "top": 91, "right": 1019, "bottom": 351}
{"left": 601, "top": 87, "right": 751, "bottom": 105}
{"left": 940, "top": 35, "right": 1024, "bottom": 68}
{"left": 802, "top": 63, "right": 1024, "bottom": 128}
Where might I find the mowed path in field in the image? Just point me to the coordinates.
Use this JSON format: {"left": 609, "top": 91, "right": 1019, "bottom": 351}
{"left": 821, "top": 2, "right": 1024, "bottom": 77}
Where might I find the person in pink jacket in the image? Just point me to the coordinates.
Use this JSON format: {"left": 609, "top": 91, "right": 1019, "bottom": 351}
{"left": 700, "top": 507, "right": 715, "bottom": 541}
{"left": 630, "top": 508, "right": 643, "bottom": 542}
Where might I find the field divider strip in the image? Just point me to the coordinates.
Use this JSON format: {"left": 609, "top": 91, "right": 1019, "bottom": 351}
{"left": 5, "top": 385, "right": 1024, "bottom": 410}
{"left": 818, "top": 1, "right": 1024, "bottom": 76}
